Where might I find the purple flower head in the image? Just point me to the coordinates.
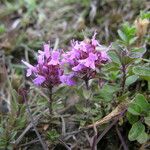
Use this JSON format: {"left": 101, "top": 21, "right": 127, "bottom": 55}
{"left": 60, "top": 74, "right": 76, "bottom": 86}
{"left": 22, "top": 44, "right": 65, "bottom": 87}
{"left": 62, "top": 32, "right": 110, "bottom": 82}
{"left": 48, "top": 51, "right": 60, "bottom": 65}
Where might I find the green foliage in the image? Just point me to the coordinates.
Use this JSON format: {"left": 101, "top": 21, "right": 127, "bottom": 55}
{"left": 24, "top": 0, "right": 37, "bottom": 13}
{"left": 0, "top": 89, "right": 27, "bottom": 149}
{"left": 127, "top": 94, "right": 150, "bottom": 143}
{"left": 94, "top": 84, "right": 119, "bottom": 102}
{"left": 117, "top": 22, "right": 136, "bottom": 46}
{"left": 125, "top": 75, "right": 139, "bottom": 86}
{"left": 126, "top": 112, "right": 139, "bottom": 124}
{"left": 133, "top": 66, "right": 150, "bottom": 81}
{"left": 144, "top": 117, "right": 150, "bottom": 126}
{"left": 47, "top": 129, "right": 60, "bottom": 141}
{"left": 128, "top": 94, "right": 150, "bottom": 115}
{"left": 0, "top": 24, "right": 6, "bottom": 35}
{"left": 0, "top": 0, "right": 149, "bottom": 148}
{"left": 129, "top": 47, "right": 146, "bottom": 58}
{"left": 64, "top": 0, "right": 90, "bottom": 7}
{"left": 140, "top": 11, "right": 150, "bottom": 19}
{"left": 128, "top": 121, "right": 148, "bottom": 144}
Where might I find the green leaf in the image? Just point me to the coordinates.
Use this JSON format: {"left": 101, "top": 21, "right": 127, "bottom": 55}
{"left": 122, "top": 23, "right": 136, "bottom": 37}
{"left": 129, "top": 37, "right": 138, "bottom": 45}
{"left": 117, "top": 29, "right": 127, "bottom": 42}
{"left": 140, "top": 11, "right": 150, "bottom": 19}
{"left": 47, "top": 129, "right": 59, "bottom": 141}
{"left": 108, "top": 51, "right": 121, "bottom": 64}
{"left": 0, "top": 24, "right": 6, "bottom": 35}
{"left": 125, "top": 75, "right": 139, "bottom": 86}
{"left": 126, "top": 112, "right": 139, "bottom": 124}
{"left": 144, "top": 117, "right": 150, "bottom": 126}
{"left": 137, "top": 131, "right": 148, "bottom": 144}
{"left": 122, "top": 55, "right": 135, "bottom": 65}
{"left": 133, "top": 66, "right": 150, "bottom": 81}
{"left": 130, "top": 47, "right": 146, "bottom": 58}
{"left": 128, "top": 121, "right": 145, "bottom": 141}
{"left": 134, "top": 94, "right": 150, "bottom": 112}
{"left": 83, "top": 88, "right": 91, "bottom": 99}
{"left": 95, "top": 85, "right": 119, "bottom": 102}
{"left": 128, "top": 103, "right": 142, "bottom": 115}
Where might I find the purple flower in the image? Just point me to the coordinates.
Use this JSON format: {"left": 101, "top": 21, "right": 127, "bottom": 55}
{"left": 44, "top": 44, "right": 50, "bottom": 58}
{"left": 79, "top": 52, "right": 98, "bottom": 69}
{"left": 22, "top": 44, "right": 65, "bottom": 87}
{"left": 62, "top": 32, "right": 110, "bottom": 81}
{"left": 33, "top": 75, "right": 46, "bottom": 85}
{"left": 60, "top": 74, "right": 75, "bottom": 86}
{"left": 72, "top": 64, "right": 84, "bottom": 71}
{"left": 48, "top": 51, "right": 60, "bottom": 65}
{"left": 22, "top": 60, "right": 37, "bottom": 77}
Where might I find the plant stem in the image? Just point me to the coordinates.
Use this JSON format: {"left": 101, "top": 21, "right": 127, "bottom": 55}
{"left": 96, "top": 118, "right": 118, "bottom": 144}
{"left": 22, "top": 92, "right": 48, "bottom": 150}
{"left": 85, "top": 79, "right": 89, "bottom": 90}
{"left": 85, "top": 79, "right": 90, "bottom": 107}
{"left": 48, "top": 87, "right": 53, "bottom": 115}
{"left": 120, "top": 64, "right": 126, "bottom": 95}
{"left": 116, "top": 125, "right": 128, "bottom": 150}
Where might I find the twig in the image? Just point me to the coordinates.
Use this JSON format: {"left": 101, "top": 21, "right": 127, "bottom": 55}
{"left": 13, "top": 108, "right": 49, "bottom": 145}
{"left": 96, "top": 118, "right": 118, "bottom": 144}
{"left": 96, "top": 109, "right": 126, "bottom": 145}
{"left": 61, "top": 129, "right": 85, "bottom": 140}
{"left": 60, "top": 116, "right": 66, "bottom": 135}
{"left": 23, "top": 92, "right": 48, "bottom": 150}
{"left": 91, "top": 124, "right": 98, "bottom": 150}
{"left": 19, "top": 139, "right": 39, "bottom": 147}
{"left": 116, "top": 125, "right": 128, "bottom": 150}
{"left": 58, "top": 138, "right": 72, "bottom": 150}
{"left": 84, "top": 131, "right": 92, "bottom": 147}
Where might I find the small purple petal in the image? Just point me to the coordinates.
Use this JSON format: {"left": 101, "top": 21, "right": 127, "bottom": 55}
{"left": 88, "top": 52, "right": 98, "bottom": 61}
{"left": 79, "top": 53, "right": 97, "bottom": 70}
{"left": 91, "top": 32, "right": 99, "bottom": 46}
{"left": 48, "top": 51, "right": 60, "bottom": 65}
{"left": 100, "top": 51, "right": 110, "bottom": 61}
{"left": 60, "top": 74, "right": 75, "bottom": 86}
{"left": 38, "top": 53, "right": 44, "bottom": 64}
{"left": 79, "top": 41, "right": 87, "bottom": 52}
{"left": 72, "top": 64, "right": 83, "bottom": 71}
{"left": 33, "top": 75, "right": 46, "bottom": 85}
{"left": 22, "top": 60, "right": 35, "bottom": 70}
{"left": 44, "top": 44, "right": 50, "bottom": 59}
{"left": 26, "top": 69, "right": 32, "bottom": 77}
{"left": 22, "top": 60, "right": 37, "bottom": 76}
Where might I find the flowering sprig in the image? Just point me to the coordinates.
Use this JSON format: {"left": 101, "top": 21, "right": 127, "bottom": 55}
{"left": 22, "top": 33, "right": 110, "bottom": 113}
{"left": 22, "top": 44, "right": 75, "bottom": 87}
{"left": 62, "top": 33, "right": 110, "bottom": 85}
{"left": 22, "top": 44, "right": 75, "bottom": 114}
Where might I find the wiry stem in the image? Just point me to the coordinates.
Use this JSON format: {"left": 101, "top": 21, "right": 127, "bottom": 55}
{"left": 96, "top": 118, "right": 118, "bottom": 144}
{"left": 85, "top": 79, "right": 89, "bottom": 90}
{"left": 116, "top": 125, "right": 128, "bottom": 150}
{"left": 48, "top": 87, "right": 53, "bottom": 115}
{"left": 22, "top": 91, "right": 48, "bottom": 150}
{"left": 120, "top": 64, "right": 126, "bottom": 95}
{"left": 84, "top": 79, "right": 90, "bottom": 108}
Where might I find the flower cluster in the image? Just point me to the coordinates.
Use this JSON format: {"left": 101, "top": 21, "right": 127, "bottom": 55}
{"left": 22, "top": 44, "right": 75, "bottom": 87}
{"left": 22, "top": 33, "right": 110, "bottom": 87}
{"left": 62, "top": 33, "right": 110, "bottom": 82}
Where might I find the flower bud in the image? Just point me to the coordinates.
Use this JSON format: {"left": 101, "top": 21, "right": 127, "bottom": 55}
{"left": 135, "top": 18, "right": 149, "bottom": 37}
